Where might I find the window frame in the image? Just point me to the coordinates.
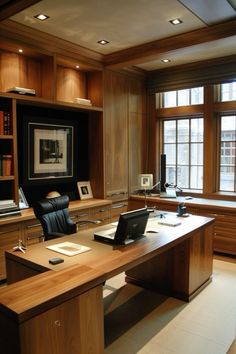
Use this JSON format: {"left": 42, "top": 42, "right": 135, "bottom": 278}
{"left": 161, "top": 115, "right": 204, "bottom": 192}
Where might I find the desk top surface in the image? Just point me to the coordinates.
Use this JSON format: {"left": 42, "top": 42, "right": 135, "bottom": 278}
{"left": 1, "top": 213, "right": 214, "bottom": 321}
{"left": 6, "top": 213, "right": 214, "bottom": 276}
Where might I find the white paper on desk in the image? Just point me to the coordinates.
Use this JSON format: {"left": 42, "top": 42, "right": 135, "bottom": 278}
{"left": 46, "top": 242, "right": 91, "bottom": 256}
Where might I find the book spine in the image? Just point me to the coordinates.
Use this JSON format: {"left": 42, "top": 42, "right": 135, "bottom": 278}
{"left": 3, "top": 111, "right": 11, "bottom": 135}
{"left": 0, "top": 155, "right": 2, "bottom": 176}
{"left": 0, "top": 111, "right": 3, "bottom": 135}
{"left": 4, "top": 155, "right": 12, "bottom": 176}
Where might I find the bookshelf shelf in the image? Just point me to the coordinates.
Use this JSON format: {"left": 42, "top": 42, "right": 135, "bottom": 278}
{"left": 0, "top": 135, "right": 14, "bottom": 139}
{"left": 0, "top": 176, "right": 14, "bottom": 181}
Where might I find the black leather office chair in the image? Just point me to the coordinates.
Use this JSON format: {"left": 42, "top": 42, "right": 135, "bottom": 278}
{"left": 33, "top": 195, "right": 77, "bottom": 241}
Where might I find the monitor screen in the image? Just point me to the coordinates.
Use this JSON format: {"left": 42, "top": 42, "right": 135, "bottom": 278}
{"left": 114, "top": 208, "right": 149, "bottom": 245}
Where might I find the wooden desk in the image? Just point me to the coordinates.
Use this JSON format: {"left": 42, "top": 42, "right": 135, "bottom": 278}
{"left": 0, "top": 214, "right": 214, "bottom": 354}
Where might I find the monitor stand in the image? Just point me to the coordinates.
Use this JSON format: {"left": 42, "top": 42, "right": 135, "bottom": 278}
{"left": 160, "top": 189, "right": 176, "bottom": 198}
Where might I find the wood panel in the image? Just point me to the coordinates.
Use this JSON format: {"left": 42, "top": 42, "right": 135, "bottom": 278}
{"left": 56, "top": 66, "right": 87, "bottom": 102}
{"left": 0, "top": 223, "right": 22, "bottom": 280}
{"left": 125, "top": 223, "right": 213, "bottom": 301}
{"left": 19, "top": 286, "right": 103, "bottom": 354}
{"left": 104, "top": 70, "right": 129, "bottom": 199}
{"left": 0, "top": 53, "right": 42, "bottom": 96}
{"left": 128, "top": 76, "right": 147, "bottom": 193}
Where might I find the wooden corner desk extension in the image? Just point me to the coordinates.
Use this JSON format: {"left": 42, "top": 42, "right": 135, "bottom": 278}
{"left": 0, "top": 214, "right": 214, "bottom": 354}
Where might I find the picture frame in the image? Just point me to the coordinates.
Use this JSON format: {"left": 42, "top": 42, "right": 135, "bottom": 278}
{"left": 27, "top": 121, "right": 74, "bottom": 182}
{"left": 19, "top": 187, "right": 29, "bottom": 209}
{"left": 139, "top": 174, "right": 153, "bottom": 189}
{"left": 77, "top": 181, "right": 93, "bottom": 200}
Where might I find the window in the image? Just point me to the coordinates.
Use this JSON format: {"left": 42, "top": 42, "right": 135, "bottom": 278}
{"left": 159, "top": 87, "right": 203, "bottom": 108}
{"left": 163, "top": 117, "right": 204, "bottom": 190}
{"left": 220, "top": 81, "right": 236, "bottom": 102}
{"left": 219, "top": 115, "right": 236, "bottom": 192}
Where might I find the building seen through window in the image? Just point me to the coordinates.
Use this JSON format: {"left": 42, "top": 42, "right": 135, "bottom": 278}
{"left": 219, "top": 115, "right": 236, "bottom": 192}
{"left": 163, "top": 117, "right": 204, "bottom": 191}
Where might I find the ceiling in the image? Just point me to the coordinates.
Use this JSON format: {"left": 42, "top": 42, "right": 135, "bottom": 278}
{"left": 2, "top": 0, "right": 236, "bottom": 71}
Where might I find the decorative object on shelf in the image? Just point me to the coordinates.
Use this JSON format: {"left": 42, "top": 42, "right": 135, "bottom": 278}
{"left": 74, "top": 97, "right": 92, "bottom": 106}
{"left": 19, "top": 187, "right": 29, "bottom": 209}
{"left": 24, "top": 120, "right": 75, "bottom": 183}
{"left": 6, "top": 87, "right": 36, "bottom": 96}
{"left": 77, "top": 181, "right": 93, "bottom": 200}
{"left": 12, "top": 240, "right": 27, "bottom": 253}
{"left": 46, "top": 191, "right": 61, "bottom": 198}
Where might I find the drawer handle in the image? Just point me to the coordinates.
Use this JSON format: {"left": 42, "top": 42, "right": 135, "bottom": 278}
{"left": 27, "top": 234, "right": 44, "bottom": 241}
{"left": 27, "top": 223, "right": 42, "bottom": 229}
{"left": 109, "top": 192, "right": 127, "bottom": 197}
{"left": 112, "top": 203, "right": 127, "bottom": 209}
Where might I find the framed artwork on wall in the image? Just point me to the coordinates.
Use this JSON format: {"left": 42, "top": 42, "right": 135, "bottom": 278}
{"left": 22, "top": 118, "right": 77, "bottom": 185}
{"left": 77, "top": 181, "right": 93, "bottom": 200}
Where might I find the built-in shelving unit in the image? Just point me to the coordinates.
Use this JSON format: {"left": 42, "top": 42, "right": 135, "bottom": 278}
{"left": 0, "top": 44, "right": 104, "bottom": 204}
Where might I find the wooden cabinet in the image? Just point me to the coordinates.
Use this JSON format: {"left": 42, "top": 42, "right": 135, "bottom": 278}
{"left": 0, "top": 279, "right": 104, "bottom": 354}
{"left": 70, "top": 204, "right": 111, "bottom": 230}
{"left": 104, "top": 70, "right": 146, "bottom": 202}
{"left": 0, "top": 42, "right": 104, "bottom": 202}
{"left": 104, "top": 70, "right": 129, "bottom": 200}
{"left": 0, "top": 223, "right": 22, "bottom": 280}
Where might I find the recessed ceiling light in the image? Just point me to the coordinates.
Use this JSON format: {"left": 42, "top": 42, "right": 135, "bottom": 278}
{"left": 34, "top": 13, "right": 50, "bottom": 21}
{"left": 169, "top": 18, "right": 182, "bottom": 25}
{"left": 75, "top": 65, "right": 80, "bottom": 69}
{"left": 161, "top": 59, "right": 171, "bottom": 63}
{"left": 18, "top": 49, "right": 23, "bottom": 53}
{"left": 97, "top": 39, "right": 109, "bottom": 45}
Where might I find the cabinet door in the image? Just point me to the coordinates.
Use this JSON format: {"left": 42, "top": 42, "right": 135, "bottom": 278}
{"left": 0, "top": 223, "right": 22, "bottom": 280}
{"left": 104, "top": 70, "right": 129, "bottom": 200}
{"left": 19, "top": 285, "right": 104, "bottom": 354}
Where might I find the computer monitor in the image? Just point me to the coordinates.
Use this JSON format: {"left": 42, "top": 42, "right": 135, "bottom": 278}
{"left": 114, "top": 208, "right": 149, "bottom": 245}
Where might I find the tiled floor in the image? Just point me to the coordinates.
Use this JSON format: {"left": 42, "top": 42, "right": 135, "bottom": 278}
{"left": 104, "top": 255, "right": 236, "bottom": 354}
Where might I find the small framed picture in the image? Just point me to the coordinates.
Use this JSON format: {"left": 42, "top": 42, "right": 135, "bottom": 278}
{"left": 77, "top": 181, "right": 93, "bottom": 200}
{"left": 19, "top": 187, "right": 29, "bottom": 209}
{"left": 139, "top": 174, "right": 153, "bottom": 189}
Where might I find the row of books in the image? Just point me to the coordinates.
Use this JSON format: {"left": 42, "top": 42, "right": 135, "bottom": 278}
{"left": 0, "top": 154, "right": 12, "bottom": 176}
{"left": 0, "top": 110, "right": 11, "bottom": 135}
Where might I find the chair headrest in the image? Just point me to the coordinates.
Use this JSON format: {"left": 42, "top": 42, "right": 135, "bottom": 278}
{"left": 33, "top": 195, "right": 70, "bottom": 217}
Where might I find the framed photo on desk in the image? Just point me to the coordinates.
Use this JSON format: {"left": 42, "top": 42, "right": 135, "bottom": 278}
{"left": 77, "top": 181, "right": 93, "bottom": 200}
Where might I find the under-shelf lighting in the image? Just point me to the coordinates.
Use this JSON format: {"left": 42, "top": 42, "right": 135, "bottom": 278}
{"left": 18, "top": 49, "right": 23, "bottom": 53}
{"left": 34, "top": 13, "right": 50, "bottom": 21}
{"left": 75, "top": 65, "right": 80, "bottom": 69}
{"left": 169, "top": 18, "right": 182, "bottom": 25}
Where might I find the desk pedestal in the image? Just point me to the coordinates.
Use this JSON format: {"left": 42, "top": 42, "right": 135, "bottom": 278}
{"left": 126, "top": 224, "right": 213, "bottom": 301}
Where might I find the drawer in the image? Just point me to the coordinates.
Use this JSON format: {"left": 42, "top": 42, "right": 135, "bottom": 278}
{"left": 23, "top": 219, "right": 43, "bottom": 245}
{"left": 106, "top": 190, "right": 128, "bottom": 202}
{"left": 111, "top": 201, "right": 128, "bottom": 222}
{"left": 91, "top": 206, "right": 111, "bottom": 225}
{"left": 214, "top": 235, "right": 236, "bottom": 255}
